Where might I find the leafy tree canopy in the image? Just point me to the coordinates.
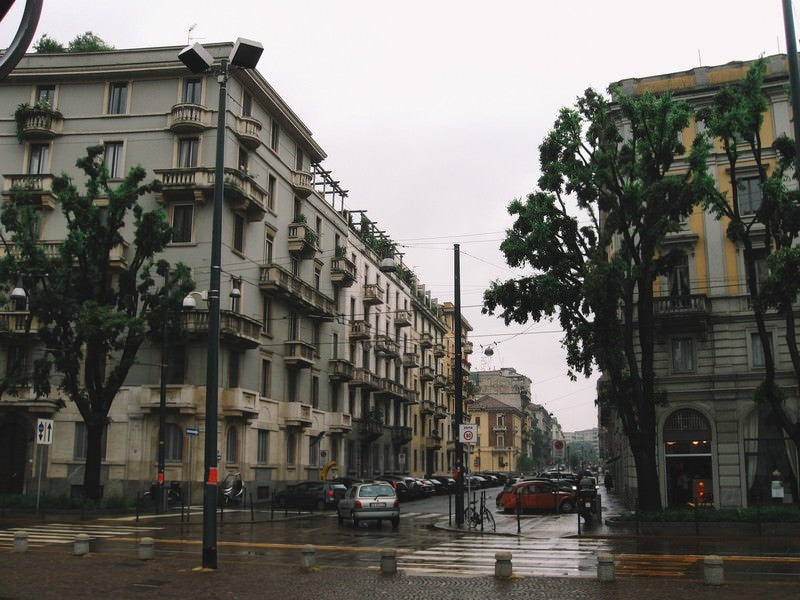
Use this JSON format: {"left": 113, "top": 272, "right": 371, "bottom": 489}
{"left": 33, "top": 31, "right": 114, "bottom": 53}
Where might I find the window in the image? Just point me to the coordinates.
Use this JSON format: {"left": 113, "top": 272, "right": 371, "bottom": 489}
{"left": 262, "top": 297, "right": 272, "bottom": 335}
{"left": 738, "top": 177, "right": 762, "bottom": 216}
{"left": 103, "top": 142, "right": 124, "bottom": 178}
{"left": 27, "top": 144, "right": 49, "bottom": 174}
{"left": 260, "top": 358, "right": 272, "bottom": 397}
{"left": 226, "top": 427, "right": 238, "bottom": 463}
{"left": 182, "top": 78, "right": 202, "bottom": 104}
{"left": 288, "top": 371, "right": 297, "bottom": 403}
{"left": 107, "top": 82, "right": 128, "bottom": 114}
{"left": 267, "top": 174, "right": 276, "bottom": 212}
{"left": 171, "top": 204, "right": 194, "bottom": 243}
{"left": 308, "top": 438, "right": 318, "bottom": 466}
{"left": 233, "top": 213, "right": 245, "bottom": 254}
{"left": 286, "top": 430, "right": 296, "bottom": 465}
{"left": 314, "top": 265, "right": 321, "bottom": 290}
{"left": 36, "top": 85, "right": 55, "bottom": 106}
{"left": 257, "top": 430, "right": 269, "bottom": 464}
{"left": 270, "top": 118, "right": 279, "bottom": 151}
{"left": 496, "top": 434, "right": 505, "bottom": 449}
{"left": 671, "top": 338, "right": 694, "bottom": 373}
{"left": 166, "top": 345, "right": 186, "bottom": 384}
{"left": 228, "top": 350, "right": 241, "bottom": 387}
{"left": 6, "top": 345, "right": 27, "bottom": 375}
{"left": 242, "top": 90, "right": 253, "bottom": 117}
{"left": 497, "top": 414, "right": 504, "bottom": 427}
{"left": 751, "top": 331, "right": 774, "bottom": 368}
{"left": 165, "top": 423, "right": 183, "bottom": 461}
{"left": 669, "top": 255, "right": 690, "bottom": 300}
{"left": 311, "top": 375, "right": 320, "bottom": 409}
{"left": 264, "top": 230, "right": 274, "bottom": 264}
{"left": 73, "top": 422, "right": 107, "bottom": 460}
{"left": 238, "top": 147, "right": 249, "bottom": 173}
{"left": 178, "top": 138, "right": 199, "bottom": 168}
{"left": 295, "top": 145, "right": 304, "bottom": 171}
{"left": 746, "top": 248, "right": 769, "bottom": 294}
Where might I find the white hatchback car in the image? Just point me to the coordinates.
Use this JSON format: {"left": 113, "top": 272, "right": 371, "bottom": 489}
{"left": 337, "top": 482, "right": 400, "bottom": 528}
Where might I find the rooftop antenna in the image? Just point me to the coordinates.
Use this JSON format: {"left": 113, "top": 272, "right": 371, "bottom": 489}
{"left": 188, "top": 23, "right": 198, "bottom": 45}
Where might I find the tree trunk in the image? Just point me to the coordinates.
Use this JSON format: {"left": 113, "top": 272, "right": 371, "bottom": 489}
{"left": 83, "top": 418, "right": 105, "bottom": 502}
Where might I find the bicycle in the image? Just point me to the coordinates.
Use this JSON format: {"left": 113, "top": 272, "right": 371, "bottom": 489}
{"left": 468, "top": 498, "right": 496, "bottom": 532}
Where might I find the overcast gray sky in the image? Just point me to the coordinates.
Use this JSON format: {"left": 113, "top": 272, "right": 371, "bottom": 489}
{"left": 0, "top": 1, "right": 792, "bottom": 431}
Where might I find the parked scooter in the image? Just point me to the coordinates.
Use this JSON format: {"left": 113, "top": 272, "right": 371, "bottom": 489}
{"left": 142, "top": 480, "right": 183, "bottom": 510}
{"left": 577, "top": 476, "right": 598, "bottom": 524}
{"left": 219, "top": 471, "right": 245, "bottom": 506}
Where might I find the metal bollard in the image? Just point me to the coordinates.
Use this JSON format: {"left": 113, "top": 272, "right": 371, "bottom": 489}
{"left": 300, "top": 544, "right": 317, "bottom": 570}
{"left": 138, "top": 537, "right": 155, "bottom": 560}
{"left": 13, "top": 531, "right": 28, "bottom": 553}
{"left": 494, "top": 551, "right": 513, "bottom": 578}
{"left": 73, "top": 533, "right": 91, "bottom": 556}
{"left": 597, "top": 552, "right": 615, "bottom": 581}
{"left": 380, "top": 548, "right": 397, "bottom": 574}
{"left": 704, "top": 555, "right": 724, "bottom": 586}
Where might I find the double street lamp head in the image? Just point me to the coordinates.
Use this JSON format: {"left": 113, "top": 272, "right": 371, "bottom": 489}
{"left": 179, "top": 37, "right": 264, "bottom": 73}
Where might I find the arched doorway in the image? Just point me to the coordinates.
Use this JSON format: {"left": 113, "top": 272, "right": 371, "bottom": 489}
{"left": 0, "top": 416, "right": 32, "bottom": 494}
{"left": 663, "top": 408, "right": 713, "bottom": 507}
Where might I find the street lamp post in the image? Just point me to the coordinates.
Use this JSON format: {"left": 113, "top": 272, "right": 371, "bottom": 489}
{"left": 178, "top": 38, "right": 263, "bottom": 570}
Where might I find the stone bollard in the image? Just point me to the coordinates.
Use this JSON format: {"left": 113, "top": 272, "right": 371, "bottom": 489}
{"left": 300, "top": 544, "right": 317, "bottom": 570}
{"left": 704, "top": 555, "right": 724, "bottom": 586}
{"left": 73, "top": 534, "right": 91, "bottom": 556}
{"left": 380, "top": 548, "right": 397, "bottom": 574}
{"left": 597, "top": 552, "right": 615, "bottom": 582}
{"left": 13, "top": 531, "right": 28, "bottom": 553}
{"left": 495, "top": 551, "right": 513, "bottom": 578}
{"left": 138, "top": 537, "right": 155, "bottom": 560}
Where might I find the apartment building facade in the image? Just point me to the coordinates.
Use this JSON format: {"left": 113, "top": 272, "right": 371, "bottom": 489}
{"left": 602, "top": 54, "right": 800, "bottom": 509}
{"left": 0, "top": 44, "right": 468, "bottom": 500}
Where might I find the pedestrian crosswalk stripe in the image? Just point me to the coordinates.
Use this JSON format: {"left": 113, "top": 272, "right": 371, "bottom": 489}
{"left": 0, "top": 523, "right": 161, "bottom": 549}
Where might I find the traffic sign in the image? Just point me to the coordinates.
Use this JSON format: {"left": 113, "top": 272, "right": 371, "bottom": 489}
{"left": 554, "top": 439, "right": 564, "bottom": 450}
{"left": 186, "top": 427, "right": 199, "bottom": 436}
{"left": 36, "top": 418, "right": 53, "bottom": 445}
{"left": 459, "top": 424, "right": 477, "bottom": 444}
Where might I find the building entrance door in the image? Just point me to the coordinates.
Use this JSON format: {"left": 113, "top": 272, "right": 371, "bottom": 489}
{"left": 663, "top": 409, "right": 713, "bottom": 507}
{"left": 0, "top": 419, "right": 29, "bottom": 494}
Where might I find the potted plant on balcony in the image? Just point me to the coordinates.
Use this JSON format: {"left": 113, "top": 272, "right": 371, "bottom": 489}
{"left": 335, "top": 244, "right": 347, "bottom": 258}
{"left": 14, "top": 100, "right": 61, "bottom": 143}
{"left": 292, "top": 213, "right": 307, "bottom": 224}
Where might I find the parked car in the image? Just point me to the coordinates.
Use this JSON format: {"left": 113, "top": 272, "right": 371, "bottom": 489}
{"left": 430, "top": 475, "right": 456, "bottom": 492}
{"left": 416, "top": 478, "right": 436, "bottom": 496}
{"left": 374, "top": 475, "right": 412, "bottom": 500}
{"left": 498, "top": 480, "right": 575, "bottom": 513}
{"left": 337, "top": 481, "right": 400, "bottom": 528}
{"left": 274, "top": 481, "right": 347, "bottom": 510}
{"left": 330, "top": 477, "right": 372, "bottom": 489}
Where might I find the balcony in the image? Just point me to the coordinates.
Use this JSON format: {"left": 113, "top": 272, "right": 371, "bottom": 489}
{"left": 330, "top": 255, "right": 357, "bottom": 287}
{"left": 420, "top": 332, "right": 433, "bottom": 349}
{"left": 0, "top": 386, "right": 63, "bottom": 415}
{"left": 153, "top": 167, "right": 267, "bottom": 221}
{"left": 420, "top": 366, "right": 435, "bottom": 382}
{"left": 16, "top": 107, "right": 63, "bottom": 141}
{"left": 493, "top": 425, "right": 507, "bottom": 433}
{"left": 434, "top": 404, "right": 448, "bottom": 420}
{"left": 221, "top": 388, "right": 259, "bottom": 417}
{"left": 425, "top": 433, "right": 442, "bottom": 450}
{"left": 325, "top": 412, "right": 353, "bottom": 433}
{"left": 461, "top": 358, "right": 471, "bottom": 374}
{"left": 284, "top": 340, "right": 316, "bottom": 369}
{"left": 234, "top": 115, "right": 262, "bottom": 149}
{"left": 462, "top": 340, "right": 474, "bottom": 355}
{"left": 279, "top": 401, "right": 313, "bottom": 427}
{"left": 394, "top": 309, "right": 412, "bottom": 328}
{"left": 420, "top": 400, "right": 435, "bottom": 415}
{"left": 374, "top": 335, "right": 399, "bottom": 358}
{"left": 287, "top": 222, "right": 318, "bottom": 259}
{"left": 402, "top": 351, "right": 420, "bottom": 369}
{"left": 389, "top": 425, "right": 413, "bottom": 446}
{"left": 2, "top": 173, "right": 57, "bottom": 208}
{"left": 358, "top": 418, "right": 384, "bottom": 441}
{"left": 433, "top": 374, "right": 447, "bottom": 389}
{"left": 653, "top": 294, "right": 711, "bottom": 338}
{"left": 139, "top": 385, "right": 201, "bottom": 415}
{"left": 351, "top": 367, "right": 379, "bottom": 390}
{"left": 403, "top": 389, "right": 420, "bottom": 405}
{"left": 291, "top": 170, "right": 315, "bottom": 198}
{"left": 182, "top": 309, "right": 262, "bottom": 348}
{"left": 259, "top": 263, "right": 336, "bottom": 319}
{"left": 349, "top": 320, "right": 372, "bottom": 341}
{"left": 0, "top": 312, "right": 39, "bottom": 338}
{"left": 168, "top": 103, "right": 212, "bottom": 133}
{"left": 328, "top": 358, "right": 354, "bottom": 382}
{"left": 375, "top": 377, "right": 405, "bottom": 400}
{"left": 432, "top": 343, "right": 445, "bottom": 358}
{"left": 363, "top": 282, "right": 384, "bottom": 306}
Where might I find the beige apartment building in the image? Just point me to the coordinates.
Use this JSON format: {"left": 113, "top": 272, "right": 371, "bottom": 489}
{"left": 0, "top": 44, "right": 470, "bottom": 500}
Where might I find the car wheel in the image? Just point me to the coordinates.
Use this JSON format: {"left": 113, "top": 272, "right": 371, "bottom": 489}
{"left": 391, "top": 517, "right": 400, "bottom": 529}
{"left": 560, "top": 499, "right": 574, "bottom": 513}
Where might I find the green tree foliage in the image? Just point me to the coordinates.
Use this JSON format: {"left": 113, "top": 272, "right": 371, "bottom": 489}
{"left": 0, "top": 146, "right": 193, "bottom": 501}
{"left": 484, "top": 88, "right": 713, "bottom": 511}
{"left": 32, "top": 32, "right": 113, "bottom": 54}
{"left": 33, "top": 34, "right": 65, "bottom": 53}
{"left": 697, "top": 59, "right": 800, "bottom": 489}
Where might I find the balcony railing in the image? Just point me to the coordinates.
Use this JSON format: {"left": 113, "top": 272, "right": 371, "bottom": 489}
{"left": 351, "top": 367, "right": 379, "bottom": 390}
{"left": 375, "top": 377, "right": 405, "bottom": 400}
{"left": 419, "top": 332, "right": 433, "bottom": 349}
{"left": 279, "top": 401, "right": 313, "bottom": 427}
{"left": 433, "top": 374, "right": 447, "bottom": 388}
{"left": 402, "top": 351, "right": 420, "bottom": 369}
{"left": 139, "top": 385, "right": 201, "bottom": 414}
{"left": 394, "top": 309, "right": 412, "bottom": 328}
{"left": 389, "top": 425, "right": 413, "bottom": 446}
{"left": 221, "top": 388, "right": 259, "bottom": 417}
{"left": 462, "top": 340, "right": 474, "bottom": 355}
{"left": 284, "top": 340, "right": 316, "bottom": 369}
{"left": 349, "top": 320, "right": 372, "bottom": 341}
{"left": 420, "top": 400, "right": 435, "bottom": 415}
{"left": 181, "top": 309, "right": 262, "bottom": 348}
{"left": 425, "top": 433, "right": 442, "bottom": 450}
{"left": 287, "top": 222, "right": 318, "bottom": 259}
{"left": 432, "top": 343, "right": 445, "bottom": 358}
{"left": 291, "top": 170, "right": 315, "bottom": 198}
{"left": 363, "top": 282, "right": 384, "bottom": 306}
{"left": 325, "top": 412, "right": 353, "bottom": 432}
{"left": 0, "top": 312, "right": 39, "bottom": 336}
{"left": 17, "top": 107, "right": 63, "bottom": 140}
{"left": 330, "top": 255, "right": 357, "bottom": 287}
{"left": 0, "top": 386, "right": 63, "bottom": 414}
{"left": 358, "top": 418, "right": 384, "bottom": 441}
{"left": 259, "top": 263, "right": 336, "bottom": 319}
{"left": 434, "top": 404, "right": 448, "bottom": 420}
{"left": 653, "top": 294, "right": 711, "bottom": 316}
{"left": 234, "top": 115, "right": 262, "bottom": 149}
{"left": 328, "top": 358, "right": 354, "bottom": 382}
{"left": 2, "top": 173, "right": 57, "bottom": 208}
{"left": 168, "top": 103, "right": 212, "bottom": 133}
{"left": 420, "top": 366, "right": 435, "bottom": 381}
{"left": 403, "top": 389, "right": 420, "bottom": 405}
{"left": 374, "top": 335, "right": 399, "bottom": 358}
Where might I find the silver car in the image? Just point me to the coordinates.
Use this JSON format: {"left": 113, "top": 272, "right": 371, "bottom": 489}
{"left": 337, "top": 482, "right": 400, "bottom": 528}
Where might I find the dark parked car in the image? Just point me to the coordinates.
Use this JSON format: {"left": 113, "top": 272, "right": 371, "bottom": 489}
{"left": 274, "top": 481, "right": 347, "bottom": 510}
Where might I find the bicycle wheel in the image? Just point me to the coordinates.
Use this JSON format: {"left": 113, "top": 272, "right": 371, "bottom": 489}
{"left": 483, "top": 508, "right": 496, "bottom": 532}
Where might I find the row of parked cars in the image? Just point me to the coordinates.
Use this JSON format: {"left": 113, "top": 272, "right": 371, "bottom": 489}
{"left": 494, "top": 470, "right": 599, "bottom": 514}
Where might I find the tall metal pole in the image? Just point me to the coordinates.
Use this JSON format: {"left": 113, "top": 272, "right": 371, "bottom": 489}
{"left": 782, "top": 0, "right": 800, "bottom": 169}
{"left": 454, "top": 244, "right": 465, "bottom": 526}
{"left": 157, "top": 297, "right": 168, "bottom": 514}
{"left": 202, "top": 57, "right": 228, "bottom": 570}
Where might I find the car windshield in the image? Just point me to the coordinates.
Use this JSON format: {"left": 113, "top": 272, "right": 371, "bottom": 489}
{"left": 359, "top": 485, "right": 393, "bottom": 497}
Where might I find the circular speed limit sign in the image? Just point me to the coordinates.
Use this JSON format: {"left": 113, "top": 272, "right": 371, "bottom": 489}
{"left": 554, "top": 439, "right": 564, "bottom": 450}
{"left": 463, "top": 429, "right": 474, "bottom": 442}
{"left": 460, "top": 424, "right": 477, "bottom": 443}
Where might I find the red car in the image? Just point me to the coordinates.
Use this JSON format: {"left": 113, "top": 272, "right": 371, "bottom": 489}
{"left": 498, "top": 480, "right": 575, "bottom": 513}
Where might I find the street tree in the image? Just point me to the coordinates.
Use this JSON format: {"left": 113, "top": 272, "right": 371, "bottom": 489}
{"left": 697, "top": 58, "right": 800, "bottom": 494}
{"left": 0, "top": 146, "right": 193, "bottom": 501}
{"left": 484, "top": 88, "right": 713, "bottom": 511}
